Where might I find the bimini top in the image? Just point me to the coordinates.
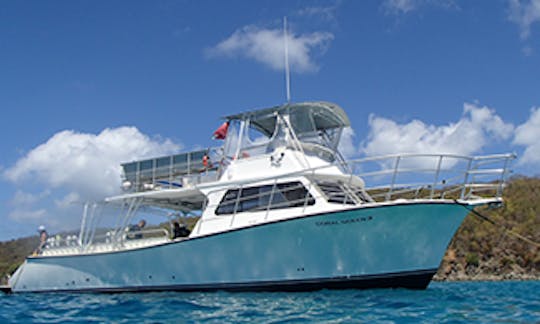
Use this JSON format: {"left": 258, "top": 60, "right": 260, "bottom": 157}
{"left": 224, "top": 101, "right": 351, "bottom": 137}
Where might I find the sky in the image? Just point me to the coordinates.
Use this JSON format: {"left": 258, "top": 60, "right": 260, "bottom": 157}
{"left": 1, "top": 0, "right": 539, "bottom": 240}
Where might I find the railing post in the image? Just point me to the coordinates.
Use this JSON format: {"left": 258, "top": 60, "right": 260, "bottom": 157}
{"left": 303, "top": 179, "right": 313, "bottom": 211}
{"left": 430, "top": 155, "right": 443, "bottom": 199}
{"left": 136, "top": 161, "right": 140, "bottom": 192}
{"left": 461, "top": 158, "right": 473, "bottom": 200}
{"left": 498, "top": 156, "right": 511, "bottom": 198}
{"left": 265, "top": 180, "right": 277, "bottom": 220}
{"left": 78, "top": 202, "right": 89, "bottom": 250}
{"left": 169, "top": 155, "right": 173, "bottom": 189}
{"left": 187, "top": 152, "right": 191, "bottom": 177}
{"left": 386, "top": 156, "right": 401, "bottom": 201}
{"left": 230, "top": 186, "right": 242, "bottom": 227}
{"left": 152, "top": 158, "right": 156, "bottom": 187}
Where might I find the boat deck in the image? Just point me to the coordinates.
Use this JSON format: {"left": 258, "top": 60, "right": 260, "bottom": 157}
{"left": 40, "top": 236, "right": 181, "bottom": 257}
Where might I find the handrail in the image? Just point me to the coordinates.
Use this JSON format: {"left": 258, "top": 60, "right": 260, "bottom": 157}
{"left": 123, "top": 228, "right": 170, "bottom": 241}
{"left": 122, "top": 147, "right": 223, "bottom": 192}
{"left": 347, "top": 153, "right": 515, "bottom": 201}
{"left": 50, "top": 152, "right": 514, "bottom": 255}
{"left": 200, "top": 153, "right": 514, "bottom": 217}
{"left": 42, "top": 227, "right": 170, "bottom": 253}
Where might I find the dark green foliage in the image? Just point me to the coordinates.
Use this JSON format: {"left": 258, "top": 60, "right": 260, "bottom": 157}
{"left": 437, "top": 176, "right": 540, "bottom": 280}
{"left": 0, "top": 236, "right": 39, "bottom": 284}
{"left": 466, "top": 253, "right": 479, "bottom": 267}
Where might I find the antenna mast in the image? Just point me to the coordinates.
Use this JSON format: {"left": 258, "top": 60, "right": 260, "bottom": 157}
{"left": 283, "top": 17, "right": 291, "bottom": 104}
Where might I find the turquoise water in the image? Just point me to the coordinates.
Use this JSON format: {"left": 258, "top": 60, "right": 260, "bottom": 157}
{"left": 1, "top": 281, "right": 538, "bottom": 323}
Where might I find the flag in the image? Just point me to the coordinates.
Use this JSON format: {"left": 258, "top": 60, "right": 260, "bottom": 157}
{"left": 212, "top": 121, "right": 229, "bottom": 140}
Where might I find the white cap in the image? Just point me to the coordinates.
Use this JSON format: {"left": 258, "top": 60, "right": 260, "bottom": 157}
{"left": 38, "top": 225, "right": 46, "bottom": 232}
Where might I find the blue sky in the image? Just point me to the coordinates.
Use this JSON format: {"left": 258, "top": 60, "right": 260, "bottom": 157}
{"left": 1, "top": 0, "right": 540, "bottom": 240}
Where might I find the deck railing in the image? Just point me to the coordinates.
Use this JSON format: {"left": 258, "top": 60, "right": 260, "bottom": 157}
{"left": 121, "top": 147, "right": 223, "bottom": 192}
{"left": 195, "top": 153, "right": 514, "bottom": 233}
{"left": 41, "top": 153, "right": 515, "bottom": 254}
{"left": 40, "top": 227, "right": 171, "bottom": 256}
{"left": 346, "top": 153, "right": 515, "bottom": 202}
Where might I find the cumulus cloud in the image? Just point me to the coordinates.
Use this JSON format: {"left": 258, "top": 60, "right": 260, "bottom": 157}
{"left": 338, "top": 127, "right": 357, "bottom": 158}
{"left": 513, "top": 107, "right": 540, "bottom": 165}
{"left": 361, "top": 102, "right": 514, "bottom": 158}
{"left": 8, "top": 209, "right": 47, "bottom": 222}
{"left": 10, "top": 190, "right": 50, "bottom": 206}
{"left": 297, "top": 4, "right": 339, "bottom": 21}
{"left": 4, "top": 126, "right": 181, "bottom": 198}
{"left": 206, "top": 25, "right": 334, "bottom": 73}
{"left": 3, "top": 126, "right": 182, "bottom": 233}
{"left": 383, "top": 0, "right": 458, "bottom": 14}
{"left": 54, "top": 192, "right": 81, "bottom": 209}
{"left": 508, "top": 0, "right": 540, "bottom": 39}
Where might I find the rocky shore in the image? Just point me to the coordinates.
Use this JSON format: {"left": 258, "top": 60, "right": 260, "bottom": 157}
{"left": 432, "top": 176, "right": 540, "bottom": 282}
{"left": 434, "top": 248, "right": 540, "bottom": 282}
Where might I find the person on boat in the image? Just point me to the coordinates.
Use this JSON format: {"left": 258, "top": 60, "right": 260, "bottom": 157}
{"left": 34, "top": 225, "right": 48, "bottom": 254}
{"left": 127, "top": 219, "right": 146, "bottom": 240}
{"left": 172, "top": 222, "right": 190, "bottom": 239}
{"left": 202, "top": 153, "right": 211, "bottom": 170}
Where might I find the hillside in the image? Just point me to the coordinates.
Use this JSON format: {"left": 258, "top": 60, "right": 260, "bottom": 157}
{"left": 0, "top": 236, "right": 38, "bottom": 285}
{"left": 434, "top": 176, "right": 540, "bottom": 281}
{"left": 1, "top": 177, "right": 539, "bottom": 285}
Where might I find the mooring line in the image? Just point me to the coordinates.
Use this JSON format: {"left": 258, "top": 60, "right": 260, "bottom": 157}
{"left": 463, "top": 204, "right": 540, "bottom": 248}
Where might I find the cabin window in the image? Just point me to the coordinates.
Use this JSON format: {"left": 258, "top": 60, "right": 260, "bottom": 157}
{"left": 215, "top": 181, "right": 315, "bottom": 215}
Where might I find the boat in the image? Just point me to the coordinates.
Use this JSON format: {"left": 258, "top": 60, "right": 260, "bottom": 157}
{"left": 6, "top": 101, "right": 514, "bottom": 293}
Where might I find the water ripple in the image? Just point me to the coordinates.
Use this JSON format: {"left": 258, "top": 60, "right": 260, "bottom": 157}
{"left": 0, "top": 281, "right": 538, "bottom": 323}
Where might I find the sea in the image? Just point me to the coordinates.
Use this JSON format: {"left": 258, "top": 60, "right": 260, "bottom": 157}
{"left": 0, "top": 281, "right": 538, "bottom": 323}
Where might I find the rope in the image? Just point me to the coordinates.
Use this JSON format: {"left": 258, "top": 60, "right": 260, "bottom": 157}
{"left": 465, "top": 205, "right": 540, "bottom": 248}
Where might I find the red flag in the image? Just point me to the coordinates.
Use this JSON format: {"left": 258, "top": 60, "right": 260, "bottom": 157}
{"left": 212, "top": 121, "right": 229, "bottom": 140}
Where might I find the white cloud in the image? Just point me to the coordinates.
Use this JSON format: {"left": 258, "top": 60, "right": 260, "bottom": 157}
{"left": 361, "top": 102, "right": 514, "bottom": 158}
{"left": 384, "top": 0, "right": 417, "bottom": 14}
{"left": 383, "top": 0, "right": 458, "bottom": 15}
{"left": 522, "top": 45, "right": 534, "bottom": 56}
{"left": 54, "top": 192, "right": 81, "bottom": 209}
{"left": 508, "top": 0, "right": 540, "bottom": 39}
{"left": 463, "top": 103, "right": 514, "bottom": 140}
{"left": 207, "top": 25, "right": 334, "bottom": 73}
{"left": 297, "top": 4, "right": 339, "bottom": 21}
{"left": 338, "top": 127, "right": 357, "bottom": 158}
{"left": 4, "top": 126, "right": 181, "bottom": 199}
{"left": 10, "top": 190, "right": 50, "bottom": 206}
{"left": 513, "top": 107, "right": 540, "bottom": 165}
{"left": 8, "top": 209, "right": 47, "bottom": 222}
{"left": 3, "top": 126, "right": 182, "bottom": 234}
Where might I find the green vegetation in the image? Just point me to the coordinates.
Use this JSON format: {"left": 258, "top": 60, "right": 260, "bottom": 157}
{"left": 1, "top": 177, "right": 539, "bottom": 285}
{"left": 435, "top": 176, "right": 540, "bottom": 280}
{"left": 0, "top": 236, "right": 38, "bottom": 285}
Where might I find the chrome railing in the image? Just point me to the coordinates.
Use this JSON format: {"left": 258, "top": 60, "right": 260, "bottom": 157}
{"left": 195, "top": 153, "right": 515, "bottom": 232}
{"left": 41, "top": 227, "right": 171, "bottom": 255}
{"left": 114, "top": 152, "right": 516, "bottom": 236}
{"left": 121, "top": 147, "right": 223, "bottom": 192}
{"left": 346, "top": 153, "right": 516, "bottom": 202}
